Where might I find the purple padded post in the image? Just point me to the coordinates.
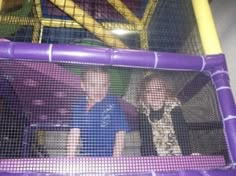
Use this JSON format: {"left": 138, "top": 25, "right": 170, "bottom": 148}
{"left": 209, "top": 55, "right": 236, "bottom": 163}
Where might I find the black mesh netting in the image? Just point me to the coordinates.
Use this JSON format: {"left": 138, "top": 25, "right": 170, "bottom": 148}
{"left": 0, "top": 61, "right": 228, "bottom": 162}
{"left": 0, "top": 0, "right": 229, "bottom": 174}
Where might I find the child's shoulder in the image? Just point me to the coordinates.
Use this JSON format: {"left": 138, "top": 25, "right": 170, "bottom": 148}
{"left": 165, "top": 98, "right": 181, "bottom": 107}
{"left": 165, "top": 98, "right": 182, "bottom": 113}
{"left": 104, "top": 94, "right": 120, "bottom": 103}
{"left": 72, "top": 96, "right": 86, "bottom": 107}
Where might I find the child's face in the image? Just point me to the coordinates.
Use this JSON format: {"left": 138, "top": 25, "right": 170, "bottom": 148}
{"left": 144, "top": 78, "right": 167, "bottom": 111}
{"left": 81, "top": 70, "right": 110, "bottom": 104}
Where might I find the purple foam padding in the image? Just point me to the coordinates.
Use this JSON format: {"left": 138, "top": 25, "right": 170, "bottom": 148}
{"left": 0, "top": 156, "right": 225, "bottom": 174}
{"left": 162, "top": 169, "right": 236, "bottom": 176}
{"left": 52, "top": 44, "right": 111, "bottom": 64}
{"left": 0, "top": 41, "right": 12, "bottom": 58}
{"left": 0, "top": 42, "right": 206, "bottom": 71}
{"left": 0, "top": 42, "right": 51, "bottom": 61}
{"left": 206, "top": 168, "right": 236, "bottom": 176}
{"left": 155, "top": 52, "right": 204, "bottom": 70}
{"left": 224, "top": 119, "right": 236, "bottom": 159}
{"left": 111, "top": 49, "right": 203, "bottom": 70}
{"left": 216, "top": 87, "right": 236, "bottom": 118}
{"left": 111, "top": 49, "right": 156, "bottom": 68}
{"left": 211, "top": 67, "right": 236, "bottom": 163}
{"left": 217, "top": 88, "right": 236, "bottom": 162}
{"left": 204, "top": 54, "right": 228, "bottom": 71}
{"left": 1, "top": 169, "right": 236, "bottom": 176}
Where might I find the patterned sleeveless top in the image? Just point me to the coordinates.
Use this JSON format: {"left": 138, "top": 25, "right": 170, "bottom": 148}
{"left": 146, "top": 100, "right": 182, "bottom": 156}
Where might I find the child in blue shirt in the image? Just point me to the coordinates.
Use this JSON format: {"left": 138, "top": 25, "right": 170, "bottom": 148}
{"left": 67, "top": 67, "right": 129, "bottom": 157}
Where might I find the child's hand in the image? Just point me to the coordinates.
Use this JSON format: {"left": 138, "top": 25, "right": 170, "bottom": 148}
{"left": 113, "top": 131, "right": 126, "bottom": 157}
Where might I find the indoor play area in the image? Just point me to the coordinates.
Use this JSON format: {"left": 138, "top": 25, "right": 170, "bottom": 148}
{"left": 0, "top": 0, "right": 236, "bottom": 175}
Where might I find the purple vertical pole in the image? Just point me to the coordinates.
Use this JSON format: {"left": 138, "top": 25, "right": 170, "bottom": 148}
{"left": 209, "top": 54, "right": 236, "bottom": 164}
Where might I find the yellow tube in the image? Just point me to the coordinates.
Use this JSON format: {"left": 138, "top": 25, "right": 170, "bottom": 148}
{"left": 49, "top": 0, "right": 127, "bottom": 48}
{"left": 141, "top": 0, "right": 158, "bottom": 28}
{"left": 140, "top": 31, "right": 149, "bottom": 50}
{"left": 32, "top": 22, "right": 41, "bottom": 43}
{"left": 192, "top": 0, "right": 222, "bottom": 54}
{"left": 31, "top": 2, "right": 42, "bottom": 43}
{"left": 139, "top": 0, "right": 158, "bottom": 50}
{"left": 1, "top": 15, "right": 134, "bottom": 31}
{"left": 0, "top": 15, "right": 35, "bottom": 25}
{"left": 0, "top": 1, "right": 3, "bottom": 12}
{"left": 107, "top": 0, "right": 141, "bottom": 25}
{"left": 42, "top": 18, "right": 135, "bottom": 31}
{"left": 35, "top": 0, "right": 43, "bottom": 18}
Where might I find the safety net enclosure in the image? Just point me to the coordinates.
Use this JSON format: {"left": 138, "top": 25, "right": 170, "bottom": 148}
{"left": 0, "top": 0, "right": 236, "bottom": 176}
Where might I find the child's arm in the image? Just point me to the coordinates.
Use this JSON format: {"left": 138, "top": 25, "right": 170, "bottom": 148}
{"left": 67, "top": 128, "right": 80, "bottom": 157}
{"left": 113, "top": 131, "right": 126, "bottom": 157}
{"left": 139, "top": 112, "right": 157, "bottom": 156}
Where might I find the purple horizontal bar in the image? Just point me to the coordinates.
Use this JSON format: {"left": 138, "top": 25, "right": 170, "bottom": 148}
{"left": 111, "top": 48, "right": 156, "bottom": 68}
{"left": 157, "top": 169, "right": 236, "bottom": 176}
{"left": 0, "top": 42, "right": 51, "bottom": 61}
{"left": 156, "top": 52, "right": 203, "bottom": 71}
{"left": 206, "top": 168, "right": 236, "bottom": 176}
{"left": 0, "top": 41, "right": 222, "bottom": 71}
{"left": 0, "top": 156, "right": 225, "bottom": 174}
{"left": 1, "top": 169, "right": 236, "bottom": 176}
{"left": 52, "top": 44, "right": 111, "bottom": 64}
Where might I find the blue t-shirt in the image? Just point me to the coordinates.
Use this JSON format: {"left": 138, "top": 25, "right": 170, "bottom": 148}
{"left": 71, "top": 95, "right": 129, "bottom": 156}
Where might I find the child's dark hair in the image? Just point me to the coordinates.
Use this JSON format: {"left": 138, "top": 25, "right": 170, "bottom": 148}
{"left": 137, "top": 72, "right": 175, "bottom": 103}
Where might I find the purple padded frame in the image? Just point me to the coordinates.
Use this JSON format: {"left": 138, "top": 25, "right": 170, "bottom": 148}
{"left": 0, "top": 41, "right": 236, "bottom": 176}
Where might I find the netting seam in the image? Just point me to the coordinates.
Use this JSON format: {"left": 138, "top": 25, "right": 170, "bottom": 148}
{"left": 224, "top": 115, "right": 236, "bottom": 121}
{"left": 151, "top": 170, "right": 156, "bottom": 176}
{"left": 48, "top": 44, "right": 53, "bottom": 62}
{"left": 216, "top": 86, "right": 231, "bottom": 91}
{"left": 211, "top": 70, "right": 229, "bottom": 77}
{"left": 201, "top": 56, "right": 206, "bottom": 71}
{"left": 200, "top": 170, "right": 210, "bottom": 176}
{"left": 154, "top": 52, "right": 158, "bottom": 68}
